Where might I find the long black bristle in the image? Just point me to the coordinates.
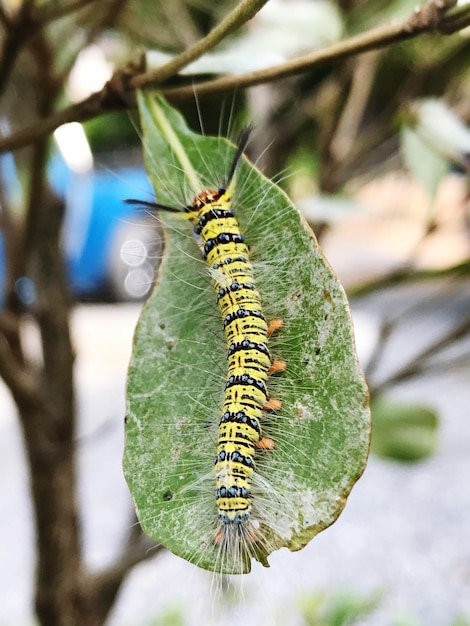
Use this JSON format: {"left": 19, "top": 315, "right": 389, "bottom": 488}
{"left": 124, "top": 198, "right": 181, "bottom": 213}
{"left": 225, "top": 126, "right": 252, "bottom": 190}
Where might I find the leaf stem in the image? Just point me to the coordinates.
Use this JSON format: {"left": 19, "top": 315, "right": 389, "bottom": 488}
{"left": 144, "top": 93, "right": 202, "bottom": 193}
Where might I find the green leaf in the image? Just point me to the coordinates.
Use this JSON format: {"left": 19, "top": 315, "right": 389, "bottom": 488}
{"left": 371, "top": 397, "right": 439, "bottom": 462}
{"left": 123, "top": 92, "right": 370, "bottom": 573}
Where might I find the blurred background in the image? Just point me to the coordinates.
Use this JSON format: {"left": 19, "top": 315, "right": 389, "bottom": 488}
{"left": 1, "top": 0, "right": 470, "bottom": 624}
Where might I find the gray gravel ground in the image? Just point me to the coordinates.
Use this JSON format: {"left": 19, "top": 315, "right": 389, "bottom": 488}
{"left": 1, "top": 286, "right": 469, "bottom": 626}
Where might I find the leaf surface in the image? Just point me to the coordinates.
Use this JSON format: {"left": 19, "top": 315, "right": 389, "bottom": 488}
{"left": 123, "top": 92, "right": 370, "bottom": 572}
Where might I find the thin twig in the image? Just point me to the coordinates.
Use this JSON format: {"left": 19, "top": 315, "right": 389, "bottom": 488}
{"left": 162, "top": 0, "right": 462, "bottom": 101}
{"left": 0, "top": 0, "right": 465, "bottom": 154}
{"left": 116, "top": 518, "right": 163, "bottom": 572}
{"left": 363, "top": 318, "right": 394, "bottom": 380}
{"left": 0, "top": 0, "right": 269, "bottom": 153}
{"left": 371, "top": 314, "right": 470, "bottom": 395}
{"left": 348, "top": 260, "right": 470, "bottom": 299}
{"left": 0, "top": 93, "right": 123, "bottom": 153}
{"left": 429, "top": 1, "right": 470, "bottom": 33}
{"left": 130, "top": 0, "right": 270, "bottom": 88}
{"left": 330, "top": 51, "right": 380, "bottom": 163}
{"left": 80, "top": 517, "right": 163, "bottom": 624}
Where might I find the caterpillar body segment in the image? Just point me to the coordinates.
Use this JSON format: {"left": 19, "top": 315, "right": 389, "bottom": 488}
{"left": 184, "top": 133, "right": 285, "bottom": 541}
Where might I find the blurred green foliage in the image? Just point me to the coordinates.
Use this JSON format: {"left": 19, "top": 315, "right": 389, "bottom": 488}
{"left": 295, "top": 588, "right": 382, "bottom": 626}
{"left": 371, "top": 397, "right": 439, "bottom": 462}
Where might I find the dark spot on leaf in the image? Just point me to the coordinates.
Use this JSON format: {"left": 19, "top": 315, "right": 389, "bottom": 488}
{"left": 315, "top": 347, "right": 321, "bottom": 355}
{"left": 323, "top": 288, "right": 334, "bottom": 305}
{"left": 124, "top": 416, "right": 128, "bottom": 424}
{"left": 292, "top": 291, "right": 302, "bottom": 301}
{"left": 163, "top": 491, "right": 173, "bottom": 501}
{"left": 159, "top": 323, "right": 166, "bottom": 330}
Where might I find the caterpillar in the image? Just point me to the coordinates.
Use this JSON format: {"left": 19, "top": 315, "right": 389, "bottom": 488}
{"left": 129, "top": 128, "right": 285, "bottom": 548}
{"left": 124, "top": 93, "right": 371, "bottom": 576}
{"left": 185, "top": 128, "right": 286, "bottom": 547}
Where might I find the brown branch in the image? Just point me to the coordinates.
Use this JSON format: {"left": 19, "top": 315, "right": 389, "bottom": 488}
{"left": 0, "top": 6, "right": 11, "bottom": 28}
{"left": 0, "top": 314, "right": 40, "bottom": 408}
{"left": 0, "top": 86, "right": 130, "bottom": 152}
{"left": 363, "top": 318, "right": 394, "bottom": 382}
{"left": 330, "top": 51, "right": 380, "bottom": 163}
{"left": 425, "top": 0, "right": 470, "bottom": 33}
{"left": 130, "top": 0, "right": 270, "bottom": 88}
{"left": 0, "top": 0, "right": 465, "bottom": 155}
{"left": 163, "top": 0, "right": 461, "bottom": 102}
{"left": 78, "top": 518, "right": 163, "bottom": 625}
{"left": 348, "top": 260, "right": 470, "bottom": 299}
{"left": 370, "top": 314, "right": 470, "bottom": 395}
{"left": 0, "top": 0, "right": 269, "bottom": 152}
{"left": 0, "top": 0, "right": 36, "bottom": 94}
{"left": 104, "top": 518, "right": 163, "bottom": 578}
{"left": 13, "top": 178, "right": 81, "bottom": 626}
{"left": 5, "top": 28, "right": 82, "bottom": 626}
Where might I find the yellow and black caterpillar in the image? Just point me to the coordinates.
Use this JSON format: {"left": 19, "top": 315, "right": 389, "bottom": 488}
{"left": 185, "top": 130, "right": 285, "bottom": 543}
{"left": 144, "top": 129, "right": 285, "bottom": 545}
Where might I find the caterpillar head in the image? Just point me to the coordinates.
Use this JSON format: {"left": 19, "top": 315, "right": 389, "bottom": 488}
{"left": 185, "top": 188, "right": 226, "bottom": 225}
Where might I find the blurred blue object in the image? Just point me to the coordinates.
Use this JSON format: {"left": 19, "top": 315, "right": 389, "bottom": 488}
{"left": 0, "top": 127, "right": 160, "bottom": 304}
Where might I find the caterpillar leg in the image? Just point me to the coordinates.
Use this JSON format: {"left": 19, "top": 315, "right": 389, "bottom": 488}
{"left": 255, "top": 436, "right": 275, "bottom": 450}
{"left": 263, "top": 397, "right": 282, "bottom": 411}
{"left": 267, "top": 319, "right": 287, "bottom": 373}
{"left": 269, "top": 359, "right": 287, "bottom": 374}
{"left": 267, "top": 318, "right": 284, "bottom": 336}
